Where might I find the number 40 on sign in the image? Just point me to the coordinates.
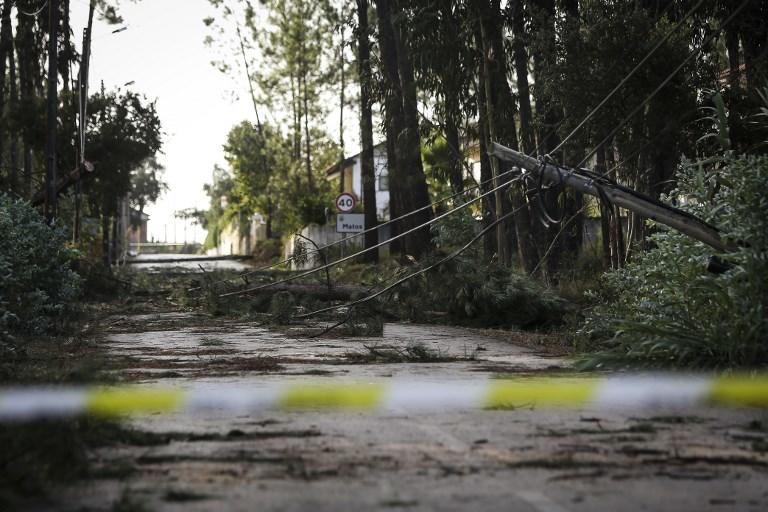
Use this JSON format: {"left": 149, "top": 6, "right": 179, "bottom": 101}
{"left": 335, "top": 192, "right": 356, "bottom": 213}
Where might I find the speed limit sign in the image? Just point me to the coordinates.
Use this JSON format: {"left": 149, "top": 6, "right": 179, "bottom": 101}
{"left": 335, "top": 192, "right": 356, "bottom": 212}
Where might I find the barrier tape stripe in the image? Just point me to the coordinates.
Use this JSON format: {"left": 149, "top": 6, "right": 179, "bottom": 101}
{"left": 2, "top": 376, "right": 768, "bottom": 421}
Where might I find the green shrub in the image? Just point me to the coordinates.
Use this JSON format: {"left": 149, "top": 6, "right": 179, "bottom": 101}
{"left": 268, "top": 291, "right": 296, "bottom": 324}
{"left": 0, "top": 196, "right": 81, "bottom": 338}
{"left": 577, "top": 152, "right": 768, "bottom": 369}
{"left": 390, "top": 255, "right": 568, "bottom": 329}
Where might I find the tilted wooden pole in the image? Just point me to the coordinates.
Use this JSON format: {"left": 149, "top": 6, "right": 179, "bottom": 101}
{"left": 489, "top": 142, "right": 732, "bottom": 254}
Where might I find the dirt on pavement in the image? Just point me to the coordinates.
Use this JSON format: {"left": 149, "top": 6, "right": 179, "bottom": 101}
{"left": 25, "top": 310, "right": 768, "bottom": 512}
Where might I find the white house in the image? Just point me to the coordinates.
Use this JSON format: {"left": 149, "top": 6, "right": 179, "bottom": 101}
{"left": 325, "top": 142, "right": 390, "bottom": 220}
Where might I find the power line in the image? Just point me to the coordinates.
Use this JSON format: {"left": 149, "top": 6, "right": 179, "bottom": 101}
{"left": 549, "top": 0, "right": 705, "bottom": 158}
{"left": 219, "top": 175, "right": 523, "bottom": 299}
{"left": 297, "top": 205, "right": 525, "bottom": 319}
{"left": 523, "top": 0, "right": 752, "bottom": 274}
{"left": 207, "top": 0, "right": 671, "bottom": 293}
{"left": 575, "top": 0, "right": 752, "bottom": 171}
{"left": 191, "top": 168, "right": 518, "bottom": 292}
{"left": 214, "top": 0, "right": 705, "bottom": 301}
{"left": 19, "top": 0, "right": 49, "bottom": 17}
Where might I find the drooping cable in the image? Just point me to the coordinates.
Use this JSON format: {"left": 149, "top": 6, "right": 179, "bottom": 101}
{"left": 548, "top": 0, "right": 706, "bottom": 157}
{"left": 296, "top": 205, "right": 524, "bottom": 319}
{"left": 190, "top": 168, "right": 518, "bottom": 292}
{"left": 219, "top": 175, "right": 523, "bottom": 298}
{"left": 575, "top": 0, "right": 752, "bottom": 171}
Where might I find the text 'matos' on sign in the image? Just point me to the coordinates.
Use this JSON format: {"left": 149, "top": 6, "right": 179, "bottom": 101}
{"left": 335, "top": 192, "right": 356, "bottom": 213}
{"left": 337, "top": 213, "right": 365, "bottom": 233}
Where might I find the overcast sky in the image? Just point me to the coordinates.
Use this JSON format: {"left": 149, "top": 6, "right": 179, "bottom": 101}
{"left": 70, "top": 0, "right": 252, "bottom": 244}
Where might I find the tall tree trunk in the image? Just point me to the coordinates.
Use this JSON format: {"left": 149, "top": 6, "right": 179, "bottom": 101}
{"left": 266, "top": 195, "right": 273, "bottom": 239}
{"left": 438, "top": 0, "right": 463, "bottom": 195}
{"left": 511, "top": 0, "right": 534, "bottom": 156}
{"left": 0, "top": 1, "right": 11, "bottom": 192}
{"left": 290, "top": 73, "right": 300, "bottom": 161}
{"left": 475, "top": 50, "right": 496, "bottom": 260}
{"left": 384, "top": 120, "right": 402, "bottom": 254}
{"left": 376, "top": 0, "right": 404, "bottom": 256}
{"left": 357, "top": 0, "right": 378, "bottom": 264}
{"left": 444, "top": 91, "right": 463, "bottom": 194}
{"left": 478, "top": 0, "right": 537, "bottom": 272}
{"left": 392, "top": 0, "right": 432, "bottom": 257}
{"left": 375, "top": 0, "right": 432, "bottom": 258}
{"left": 301, "top": 59, "right": 313, "bottom": 191}
{"left": 338, "top": 12, "right": 345, "bottom": 162}
{"left": 605, "top": 146, "right": 625, "bottom": 268}
{"left": 479, "top": 18, "right": 508, "bottom": 267}
{"left": 557, "top": 0, "right": 583, "bottom": 276}
{"left": 17, "top": 5, "right": 36, "bottom": 198}
{"left": 62, "top": 0, "right": 71, "bottom": 91}
{"left": 7, "top": 10, "right": 18, "bottom": 196}
{"left": 45, "top": 0, "right": 60, "bottom": 222}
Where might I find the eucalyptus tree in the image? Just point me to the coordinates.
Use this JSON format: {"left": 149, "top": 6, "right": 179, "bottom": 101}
{"left": 355, "top": 0, "right": 378, "bottom": 263}
{"left": 205, "top": 0, "right": 345, "bottom": 231}
{"left": 474, "top": 0, "right": 538, "bottom": 272}
{"left": 373, "top": 0, "right": 433, "bottom": 258}
{"left": 406, "top": 0, "right": 475, "bottom": 196}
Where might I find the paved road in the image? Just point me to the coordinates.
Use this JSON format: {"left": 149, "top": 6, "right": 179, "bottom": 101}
{"left": 41, "top": 312, "right": 768, "bottom": 511}
{"left": 127, "top": 253, "right": 256, "bottom": 272}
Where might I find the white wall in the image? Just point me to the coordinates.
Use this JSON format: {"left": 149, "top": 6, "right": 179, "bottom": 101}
{"left": 347, "top": 144, "right": 390, "bottom": 220}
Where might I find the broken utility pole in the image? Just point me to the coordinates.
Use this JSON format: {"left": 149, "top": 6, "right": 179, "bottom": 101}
{"left": 489, "top": 142, "right": 732, "bottom": 254}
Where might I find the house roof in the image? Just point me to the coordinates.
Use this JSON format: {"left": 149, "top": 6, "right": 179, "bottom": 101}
{"left": 325, "top": 156, "right": 357, "bottom": 176}
{"left": 324, "top": 141, "right": 387, "bottom": 176}
{"left": 130, "top": 208, "right": 150, "bottom": 222}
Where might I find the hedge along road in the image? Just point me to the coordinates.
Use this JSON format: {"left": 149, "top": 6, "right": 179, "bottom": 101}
{"left": 29, "top": 263, "right": 768, "bottom": 512}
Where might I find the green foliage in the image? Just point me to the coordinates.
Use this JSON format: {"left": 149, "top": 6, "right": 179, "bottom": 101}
{"left": 204, "top": 121, "right": 338, "bottom": 243}
{"left": 0, "top": 196, "right": 81, "bottom": 338}
{"left": 83, "top": 90, "right": 163, "bottom": 217}
{"left": 268, "top": 291, "right": 296, "bottom": 325}
{"left": 422, "top": 135, "right": 454, "bottom": 204}
{"left": 429, "top": 207, "right": 479, "bottom": 253}
{"left": 390, "top": 254, "right": 568, "bottom": 329}
{"left": 578, "top": 152, "right": 768, "bottom": 369}
{"left": 201, "top": 166, "right": 242, "bottom": 250}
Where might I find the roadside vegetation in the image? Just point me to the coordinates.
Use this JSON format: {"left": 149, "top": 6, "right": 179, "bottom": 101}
{"left": 577, "top": 102, "right": 768, "bottom": 369}
{"left": 0, "top": 0, "right": 767, "bottom": 504}
{"left": 0, "top": 196, "right": 81, "bottom": 349}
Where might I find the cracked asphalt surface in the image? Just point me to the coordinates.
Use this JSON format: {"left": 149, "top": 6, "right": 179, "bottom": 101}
{"left": 29, "top": 308, "right": 768, "bottom": 512}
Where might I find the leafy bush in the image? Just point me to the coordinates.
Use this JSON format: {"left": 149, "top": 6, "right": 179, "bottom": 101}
{"left": 577, "top": 152, "right": 768, "bottom": 369}
{"left": 390, "top": 254, "right": 569, "bottom": 329}
{"left": 268, "top": 291, "right": 296, "bottom": 324}
{"left": 0, "top": 196, "right": 81, "bottom": 338}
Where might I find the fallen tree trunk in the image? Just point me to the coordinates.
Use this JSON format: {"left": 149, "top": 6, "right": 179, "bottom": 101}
{"left": 244, "top": 283, "right": 367, "bottom": 301}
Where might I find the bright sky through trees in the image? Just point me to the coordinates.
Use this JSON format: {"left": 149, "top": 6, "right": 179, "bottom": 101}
{"left": 70, "top": 0, "right": 251, "bottom": 243}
